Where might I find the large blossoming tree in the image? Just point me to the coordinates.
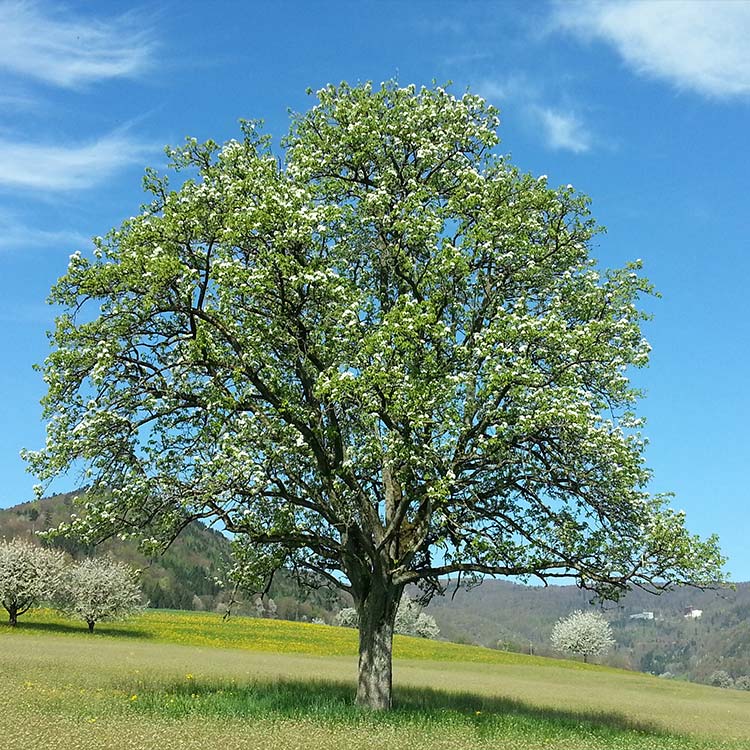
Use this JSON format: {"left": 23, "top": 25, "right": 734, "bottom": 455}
{"left": 27, "top": 82, "right": 724, "bottom": 709}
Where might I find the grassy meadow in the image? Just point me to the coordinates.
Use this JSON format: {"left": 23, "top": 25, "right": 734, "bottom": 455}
{"left": 2, "top": 610, "right": 749, "bottom": 749}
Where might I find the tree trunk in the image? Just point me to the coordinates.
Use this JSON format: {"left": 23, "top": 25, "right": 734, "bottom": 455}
{"left": 355, "top": 580, "right": 401, "bottom": 710}
{"left": 87, "top": 620, "right": 96, "bottom": 633}
{"left": 8, "top": 607, "right": 18, "bottom": 627}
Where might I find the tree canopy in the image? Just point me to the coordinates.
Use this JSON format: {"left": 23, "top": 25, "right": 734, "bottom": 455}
{"left": 26, "top": 81, "right": 724, "bottom": 708}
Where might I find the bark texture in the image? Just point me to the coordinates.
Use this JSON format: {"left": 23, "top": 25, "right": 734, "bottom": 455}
{"left": 355, "top": 579, "right": 402, "bottom": 710}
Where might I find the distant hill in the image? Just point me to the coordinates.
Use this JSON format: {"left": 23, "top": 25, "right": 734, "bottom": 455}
{"left": 421, "top": 577, "right": 750, "bottom": 684}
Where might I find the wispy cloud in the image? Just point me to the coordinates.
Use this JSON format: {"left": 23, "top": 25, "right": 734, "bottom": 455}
{"left": 477, "top": 76, "right": 594, "bottom": 154}
{"left": 0, "top": 0, "right": 155, "bottom": 88}
{"left": 442, "top": 50, "right": 493, "bottom": 68}
{"left": 0, "top": 85, "right": 38, "bottom": 111}
{"left": 0, "top": 130, "right": 153, "bottom": 191}
{"left": 534, "top": 107, "right": 592, "bottom": 153}
{"left": 551, "top": 0, "right": 750, "bottom": 98}
{"left": 0, "top": 212, "right": 88, "bottom": 252}
{"left": 416, "top": 17, "right": 466, "bottom": 36}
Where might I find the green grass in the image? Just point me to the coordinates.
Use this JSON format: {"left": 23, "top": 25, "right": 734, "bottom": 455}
{"left": 12, "top": 607, "right": 586, "bottom": 666}
{"left": 2, "top": 609, "right": 749, "bottom": 749}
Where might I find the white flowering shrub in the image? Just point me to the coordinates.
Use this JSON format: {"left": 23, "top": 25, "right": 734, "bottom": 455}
{"left": 550, "top": 610, "right": 615, "bottom": 663}
{"left": 0, "top": 539, "right": 66, "bottom": 626}
{"left": 394, "top": 594, "right": 440, "bottom": 639}
{"left": 337, "top": 595, "right": 439, "bottom": 639}
{"left": 335, "top": 607, "right": 359, "bottom": 628}
{"left": 414, "top": 612, "right": 441, "bottom": 639}
{"left": 393, "top": 595, "right": 419, "bottom": 634}
{"left": 393, "top": 594, "right": 419, "bottom": 633}
{"left": 61, "top": 557, "right": 144, "bottom": 632}
{"left": 708, "top": 670, "right": 734, "bottom": 689}
{"left": 253, "top": 596, "right": 265, "bottom": 617}
{"left": 734, "top": 675, "right": 750, "bottom": 691}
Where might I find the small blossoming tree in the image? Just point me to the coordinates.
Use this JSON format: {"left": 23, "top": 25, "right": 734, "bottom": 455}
{"left": 61, "top": 557, "right": 144, "bottom": 632}
{"left": 0, "top": 539, "right": 66, "bottom": 626}
{"left": 551, "top": 610, "right": 615, "bottom": 663}
{"left": 26, "top": 81, "right": 725, "bottom": 709}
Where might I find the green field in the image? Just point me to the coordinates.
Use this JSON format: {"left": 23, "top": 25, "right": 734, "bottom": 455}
{"left": 2, "top": 610, "right": 749, "bottom": 749}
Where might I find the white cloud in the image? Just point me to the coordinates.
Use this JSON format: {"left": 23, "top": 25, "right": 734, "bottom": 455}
{"left": 551, "top": 0, "right": 750, "bottom": 98}
{"left": 478, "top": 77, "right": 593, "bottom": 154}
{"left": 0, "top": 130, "right": 153, "bottom": 191}
{"left": 534, "top": 107, "right": 592, "bottom": 153}
{"left": 0, "top": 214, "right": 88, "bottom": 251}
{"left": 0, "top": 1, "right": 154, "bottom": 88}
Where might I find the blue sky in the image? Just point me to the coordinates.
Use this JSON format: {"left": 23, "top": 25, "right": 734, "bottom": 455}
{"left": 1, "top": 0, "right": 748, "bottom": 578}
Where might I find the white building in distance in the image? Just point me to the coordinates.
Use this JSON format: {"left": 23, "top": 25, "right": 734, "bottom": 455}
{"left": 629, "top": 611, "right": 654, "bottom": 620}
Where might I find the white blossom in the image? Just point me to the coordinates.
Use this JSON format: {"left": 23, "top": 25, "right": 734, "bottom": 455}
{"left": 60, "top": 557, "right": 144, "bottom": 631}
{"left": 550, "top": 610, "right": 615, "bottom": 663}
{"left": 0, "top": 539, "right": 66, "bottom": 626}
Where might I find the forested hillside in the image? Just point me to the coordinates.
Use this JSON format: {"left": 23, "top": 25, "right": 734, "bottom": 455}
{"left": 422, "top": 578, "right": 750, "bottom": 684}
